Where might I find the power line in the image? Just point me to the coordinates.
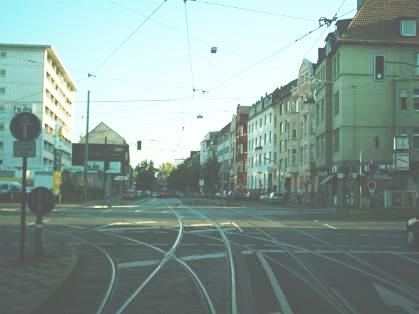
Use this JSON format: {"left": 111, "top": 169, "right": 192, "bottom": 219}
{"left": 92, "top": 0, "right": 168, "bottom": 75}
{"left": 192, "top": 0, "right": 315, "bottom": 22}
{"left": 207, "top": 23, "right": 324, "bottom": 92}
{"left": 183, "top": 0, "right": 196, "bottom": 93}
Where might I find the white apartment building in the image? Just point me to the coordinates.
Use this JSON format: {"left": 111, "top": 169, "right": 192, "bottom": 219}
{"left": 216, "top": 122, "right": 231, "bottom": 192}
{"left": 0, "top": 44, "right": 76, "bottom": 173}
{"left": 247, "top": 93, "right": 277, "bottom": 193}
{"left": 200, "top": 131, "right": 219, "bottom": 165}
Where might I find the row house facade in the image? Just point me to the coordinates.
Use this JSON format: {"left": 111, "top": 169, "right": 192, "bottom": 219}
{"left": 201, "top": 0, "right": 419, "bottom": 207}
{"left": 286, "top": 60, "right": 317, "bottom": 201}
{"left": 315, "top": 0, "right": 419, "bottom": 207}
{"left": 247, "top": 93, "right": 277, "bottom": 193}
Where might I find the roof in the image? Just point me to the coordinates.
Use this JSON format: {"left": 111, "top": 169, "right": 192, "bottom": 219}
{"left": 79, "top": 122, "right": 127, "bottom": 145}
{"left": 0, "top": 43, "right": 77, "bottom": 91}
{"left": 339, "top": 0, "right": 419, "bottom": 45}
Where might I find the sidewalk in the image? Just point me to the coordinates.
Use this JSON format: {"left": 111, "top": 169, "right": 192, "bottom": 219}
{"left": 0, "top": 243, "right": 79, "bottom": 314}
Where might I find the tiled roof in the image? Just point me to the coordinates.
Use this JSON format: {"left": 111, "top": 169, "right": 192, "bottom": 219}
{"left": 340, "top": 0, "right": 419, "bottom": 45}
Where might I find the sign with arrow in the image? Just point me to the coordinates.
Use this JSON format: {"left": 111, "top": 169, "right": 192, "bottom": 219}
{"left": 10, "top": 112, "right": 41, "bottom": 141}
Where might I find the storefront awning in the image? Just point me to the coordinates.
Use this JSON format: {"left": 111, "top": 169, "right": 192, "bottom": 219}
{"left": 320, "top": 174, "right": 335, "bottom": 185}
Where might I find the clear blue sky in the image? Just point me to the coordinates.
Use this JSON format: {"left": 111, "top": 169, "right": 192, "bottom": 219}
{"left": 2, "top": 0, "right": 356, "bottom": 166}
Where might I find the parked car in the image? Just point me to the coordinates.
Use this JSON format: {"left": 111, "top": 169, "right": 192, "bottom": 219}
{"left": 245, "top": 191, "right": 259, "bottom": 201}
{"left": 123, "top": 190, "right": 137, "bottom": 200}
{"left": 406, "top": 217, "right": 419, "bottom": 248}
{"left": 259, "top": 194, "right": 270, "bottom": 201}
{"left": 0, "top": 181, "right": 22, "bottom": 202}
{"left": 269, "top": 192, "right": 285, "bottom": 203}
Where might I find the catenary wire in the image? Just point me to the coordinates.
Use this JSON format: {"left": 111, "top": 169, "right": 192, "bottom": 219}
{"left": 92, "top": 0, "right": 168, "bottom": 75}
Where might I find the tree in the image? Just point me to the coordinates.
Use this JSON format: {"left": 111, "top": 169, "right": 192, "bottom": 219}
{"left": 201, "top": 158, "right": 219, "bottom": 195}
{"left": 168, "top": 154, "right": 200, "bottom": 193}
{"left": 157, "top": 162, "right": 175, "bottom": 182}
{"left": 135, "top": 160, "right": 157, "bottom": 190}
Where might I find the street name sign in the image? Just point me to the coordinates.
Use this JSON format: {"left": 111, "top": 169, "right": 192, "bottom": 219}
{"left": 10, "top": 112, "right": 41, "bottom": 141}
{"left": 13, "top": 141, "right": 36, "bottom": 157}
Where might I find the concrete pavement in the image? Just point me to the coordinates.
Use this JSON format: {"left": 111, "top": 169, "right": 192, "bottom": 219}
{"left": 0, "top": 229, "right": 79, "bottom": 314}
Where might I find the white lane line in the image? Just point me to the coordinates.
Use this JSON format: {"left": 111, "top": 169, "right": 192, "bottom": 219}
{"left": 257, "top": 253, "right": 293, "bottom": 314}
{"left": 134, "top": 210, "right": 143, "bottom": 213}
{"left": 232, "top": 222, "right": 243, "bottom": 233}
{"left": 393, "top": 253, "right": 419, "bottom": 265}
{"left": 323, "top": 224, "right": 337, "bottom": 230}
{"left": 188, "top": 223, "right": 214, "bottom": 227}
{"left": 118, "top": 253, "right": 227, "bottom": 269}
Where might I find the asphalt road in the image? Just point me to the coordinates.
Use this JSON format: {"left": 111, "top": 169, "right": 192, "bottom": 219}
{"left": 2, "top": 198, "right": 419, "bottom": 314}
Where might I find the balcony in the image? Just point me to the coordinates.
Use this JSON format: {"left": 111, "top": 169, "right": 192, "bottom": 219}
{"left": 288, "top": 164, "right": 299, "bottom": 173}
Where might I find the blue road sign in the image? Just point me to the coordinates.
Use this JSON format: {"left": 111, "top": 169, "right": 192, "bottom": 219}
{"left": 10, "top": 112, "right": 41, "bottom": 141}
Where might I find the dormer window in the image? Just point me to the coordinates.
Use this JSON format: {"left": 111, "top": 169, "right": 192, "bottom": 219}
{"left": 401, "top": 19, "right": 417, "bottom": 37}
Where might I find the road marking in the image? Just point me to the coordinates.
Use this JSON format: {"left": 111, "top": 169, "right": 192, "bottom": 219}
{"left": 313, "top": 220, "right": 319, "bottom": 222}
{"left": 393, "top": 253, "right": 419, "bottom": 265}
{"left": 188, "top": 223, "right": 214, "bottom": 227}
{"left": 373, "top": 282, "right": 419, "bottom": 313}
{"left": 257, "top": 253, "right": 293, "bottom": 314}
{"left": 232, "top": 222, "right": 243, "bottom": 233}
{"left": 323, "top": 224, "right": 337, "bottom": 230}
{"left": 134, "top": 210, "right": 143, "bottom": 213}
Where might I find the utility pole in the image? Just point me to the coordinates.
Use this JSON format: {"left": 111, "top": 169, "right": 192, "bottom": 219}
{"left": 83, "top": 90, "right": 91, "bottom": 201}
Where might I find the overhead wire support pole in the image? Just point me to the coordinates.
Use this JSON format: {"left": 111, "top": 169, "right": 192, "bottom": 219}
{"left": 83, "top": 90, "right": 91, "bottom": 202}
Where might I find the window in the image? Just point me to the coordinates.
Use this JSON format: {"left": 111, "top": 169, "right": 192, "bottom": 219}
{"left": 333, "top": 128, "right": 340, "bottom": 152}
{"left": 279, "top": 122, "right": 284, "bottom": 133}
{"left": 273, "top": 134, "right": 277, "bottom": 145}
{"left": 292, "top": 128, "right": 297, "bottom": 139}
{"left": 263, "top": 153, "right": 266, "bottom": 165}
{"left": 264, "top": 134, "right": 267, "bottom": 145}
{"left": 374, "top": 55, "right": 385, "bottom": 80}
{"left": 273, "top": 152, "right": 277, "bottom": 162}
{"left": 416, "top": 53, "right": 419, "bottom": 75}
{"left": 280, "top": 140, "right": 284, "bottom": 153}
{"left": 334, "top": 91, "right": 340, "bottom": 115}
{"left": 0, "top": 69, "right": 5, "bottom": 77}
{"left": 268, "top": 152, "right": 271, "bottom": 163}
{"left": 400, "top": 89, "right": 408, "bottom": 111}
{"left": 414, "top": 89, "right": 419, "bottom": 111}
{"left": 291, "top": 149, "right": 297, "bottom": 165}
{"left": 269, "top": 131, "right": 272, "bottom": 143}
{"left": 401, "top": 19, "right": 417, "bottom": 36}
{"left": 274, "top": 115, "right": 277, "bottom": 128}
{"left": 0, "top": 51, "right": 6, "bottom": 58}
{"left": 316, "top": 103, "right": 319, "bottom": 125}
{"left": 414, "top": 128, "right": 419, "bottom": 150}
{"left": 0, "top": 141, "right": 3, "bottom": 150}
{"left": 0, "top": 87, "right": 5, "bottom": 94}
{"left": 321, "top": 99, "right": 325, "bottom": 122}
{"left": 0, "top": 122, "right": 4, "bottom": 131}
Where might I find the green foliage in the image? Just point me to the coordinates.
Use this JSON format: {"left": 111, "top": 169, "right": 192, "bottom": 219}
{"left": 168, "top": 154, "right": 200, "bottom": 192}
{"left": 200, "top": 158, "right": 219, "bottom": 193}
{"left": 135, "top": 160, "right": 157, "bottom": 190}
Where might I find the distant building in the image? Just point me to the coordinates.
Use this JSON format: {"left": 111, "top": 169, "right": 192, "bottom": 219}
{"left": 0, "top": 44, "right": 76, "bottom": 173}
{"left": 200, "top": 131, "right": 219, "bottom": 165}
{"left": 216, "top": 122, "right": 231, "bottom": 192}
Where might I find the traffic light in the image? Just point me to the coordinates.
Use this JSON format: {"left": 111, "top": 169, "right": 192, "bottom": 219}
{"left": 137, "top": 141, "right": 142, "bottom": 150}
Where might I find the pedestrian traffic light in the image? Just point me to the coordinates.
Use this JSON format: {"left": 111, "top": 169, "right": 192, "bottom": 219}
{"left": 137, "top": 141, "right": 141, "bottom": 150}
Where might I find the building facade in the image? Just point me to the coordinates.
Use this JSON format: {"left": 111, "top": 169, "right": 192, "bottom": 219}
{"left": 0, "top": 44, "right": 76, "bottom": 174}
{"left": 247, "top": 94, "right": 277, "bottom": 193}
{"left": 314, "top": 0, "right": 419, "bottom": 207}
{"left": 216, "top": 122, "right": 231, "bottom": 192}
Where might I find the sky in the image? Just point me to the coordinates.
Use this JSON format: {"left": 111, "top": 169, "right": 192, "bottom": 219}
{"left": 2, "top": 0, "right": 357, "bottom": 167}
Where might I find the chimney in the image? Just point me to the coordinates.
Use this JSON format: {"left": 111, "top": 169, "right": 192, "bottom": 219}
{"left": 357, "top": 0, "right": 364, "bottom": 11}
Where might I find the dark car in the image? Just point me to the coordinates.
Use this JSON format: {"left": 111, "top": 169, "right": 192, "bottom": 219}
{"left": 0, "top": 182, "right": 22, "bottom": 202}
{"left": 245, "top": 191, "right": 259, "bottom": 201}
{"left": 406, "top": 217, "right": 419, "bottom": 248}
{"left": 123, "top": 190, "right": 137, "bottom": 200}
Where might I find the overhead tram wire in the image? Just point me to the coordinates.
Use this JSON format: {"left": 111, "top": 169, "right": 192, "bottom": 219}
{"left": 183, "top": 0, "right": 196, "bottom": 94}
{"left": 207, "top": 22, "right": 326, "bottom": 92}
{"left": 206, "top": 3, "right": 350, "bottom": 94}
{"left": 92, "top": 0, "right": 168, "bottom": 75}
{"left": 191, "top": 0, "right": 315, "bottom": 22}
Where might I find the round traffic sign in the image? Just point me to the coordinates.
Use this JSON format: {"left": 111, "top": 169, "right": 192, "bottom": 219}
{"left": 27, "top": 187, "right": 55, "bottom": 216}
{"left": 10, "top": 112, "right": 41, "bottom": 141}
{"left": 367, "top": 180, "right": 376, "bottom": 190}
